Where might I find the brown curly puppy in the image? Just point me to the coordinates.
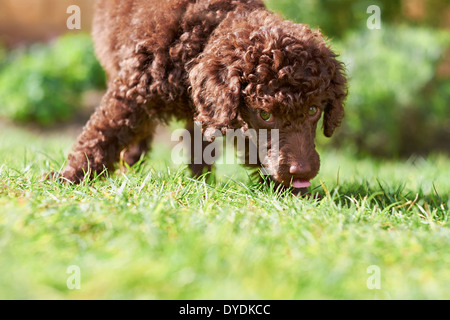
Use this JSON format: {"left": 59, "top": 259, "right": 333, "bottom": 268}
{"left": 61, "top": 0, "right": 347, "bottom": 194}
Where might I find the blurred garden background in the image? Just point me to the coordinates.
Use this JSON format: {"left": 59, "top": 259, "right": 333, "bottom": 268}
{"left": 0, "top": 0, "right": 449, "bottom": 300}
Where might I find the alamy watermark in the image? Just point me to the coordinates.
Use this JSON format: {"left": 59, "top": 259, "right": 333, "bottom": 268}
{"left": 66, "top": 265, "right": 81, "bottom": 290}
{"left": 366, "top": 265, "right": 381, "bottom": 290}
{"left": 67, "top": 5, "right": 81, "bottom": 30}
{"left": 367, "top": 5, "right": 382, "bottom": 30}
{"left": 170, "top": 123, "right": 280, "bottom": 175}
{"left": 366, "top": 265, "right": 393, "bottom": 299}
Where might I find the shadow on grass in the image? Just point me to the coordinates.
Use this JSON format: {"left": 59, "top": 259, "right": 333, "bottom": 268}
{"left": 312, "top": 180, "right": 448, "bottom": 221}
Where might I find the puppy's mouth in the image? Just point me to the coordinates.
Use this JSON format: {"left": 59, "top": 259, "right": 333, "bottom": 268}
{"left": 266, "top": 175, "right": 312, "bottom": 195}
{"left": 261, "top": 167, "right": 312, "bottom": 195}
{"left": 292, "top": 179, "right": 311, "bottom": 189}
{"left": 288, "top": 179, "right": 312, "bottom": 197}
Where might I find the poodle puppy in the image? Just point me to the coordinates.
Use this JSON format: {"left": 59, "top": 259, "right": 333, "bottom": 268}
{"left": 60, "top": 0, "right": 347, "bottom": 194}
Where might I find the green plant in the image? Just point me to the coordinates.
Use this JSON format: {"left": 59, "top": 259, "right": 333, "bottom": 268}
{"left": 265, "top": 0, "right": 404, "bottom": 39}
{"left": 0, "top": 34, "right": 105, "bottom": 126}
{"left": 335, "top": 26, "right": 450, "bottom": 156}
{"left": 265, "top": 0, "right": 448, "bottom": 39}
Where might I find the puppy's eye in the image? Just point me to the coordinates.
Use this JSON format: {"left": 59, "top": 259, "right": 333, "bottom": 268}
{"left": 308, "top": 106, "right": 318, "bottom": 117}
{"left": 260, "top": 110, "right": 272, "bottom": 122}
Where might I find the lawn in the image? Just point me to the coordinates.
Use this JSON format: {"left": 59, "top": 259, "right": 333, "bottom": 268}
{"left": 0, "top": 121, "right": 448, "bottom": 299}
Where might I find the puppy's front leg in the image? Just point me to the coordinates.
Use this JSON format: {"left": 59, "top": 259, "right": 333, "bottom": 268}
{"left": 185, "top": 120, "right": 219, "bottom": 178}
{"left": 62, "top": 88, "right": 152, "bottom": 183}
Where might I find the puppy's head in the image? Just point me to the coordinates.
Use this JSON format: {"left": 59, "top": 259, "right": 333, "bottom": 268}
{"left": 189, "top": 11, "right": 347, "bottom": 192}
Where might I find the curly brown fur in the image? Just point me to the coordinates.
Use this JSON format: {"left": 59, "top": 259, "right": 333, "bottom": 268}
{"left": 61, "top": 0, "right": 347, "bottom": 193}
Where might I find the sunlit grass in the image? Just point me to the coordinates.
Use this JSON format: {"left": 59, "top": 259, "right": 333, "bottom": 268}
{"left": 0, "top": 122, "right": 448, "bottom": 299}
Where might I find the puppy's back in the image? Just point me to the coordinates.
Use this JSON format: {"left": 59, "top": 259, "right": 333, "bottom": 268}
{"left": 92, "top": 0, "right": 194, "bottom": 80}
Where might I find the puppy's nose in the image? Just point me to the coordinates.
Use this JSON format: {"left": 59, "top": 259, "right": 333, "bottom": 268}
{"left": 289, "top": 164, "right": 311, "bottom": 175}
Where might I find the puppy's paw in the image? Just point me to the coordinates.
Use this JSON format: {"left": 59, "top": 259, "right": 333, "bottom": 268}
{"left": 43, "top": 167, "right": 83, "bottom": 184}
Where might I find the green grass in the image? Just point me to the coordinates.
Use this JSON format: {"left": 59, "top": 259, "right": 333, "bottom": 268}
{"left": 0, "top": 122, "right": 449, "bottom": 299}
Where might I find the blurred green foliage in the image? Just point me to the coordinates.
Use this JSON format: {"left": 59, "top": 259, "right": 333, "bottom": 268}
{"left": 337, "top": 26, "right": 450, "bottom": 156}
{"left": 0, "top": 34, "right": 105, "bottom": 126}
{"left": 265, "top": 0, "right": 448, "bottom": 39}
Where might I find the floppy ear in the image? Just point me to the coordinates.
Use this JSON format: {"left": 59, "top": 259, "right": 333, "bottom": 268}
{"left": 188, "top": 54, "right": 244, "bottom": 141}
{"left": 323, "top": 57, "right": 348, "bottom": 137}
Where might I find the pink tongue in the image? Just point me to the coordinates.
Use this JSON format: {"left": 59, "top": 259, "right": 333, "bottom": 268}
{"left": 292, "top": 179, "right": 311, "bottom": 189}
